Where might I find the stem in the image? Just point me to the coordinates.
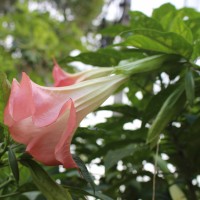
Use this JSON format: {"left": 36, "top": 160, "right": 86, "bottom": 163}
{"left": 0, "top": 178, "right": 13, "bottom": 190}
{"left": 0, "top": 192, "right": 19, "bottom": 198}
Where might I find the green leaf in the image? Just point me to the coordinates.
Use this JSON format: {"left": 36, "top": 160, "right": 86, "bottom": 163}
{"left": 72, "top": 154, "right": 96, "bottom": 194}
{"left": 64, "top": 186, "right": 113, "bottom": 200}
{"left": 100, "top": 24, "right": 130, "bottom": 37}
{"left": 184, "top": 17, "right": 200, "bottom": 44}
{"left": 178, "top": 7, "right": 200, "bottom": 19}
{"left": 118, "top": 29, "right": 193, "bottom": 59}
{"left": 21, "top": 159, "right": 72, "bottom": 200}
{"left": 0, "top": 192, "right": 20, "bottom": 198}
{"left": 167, "top": 15, "right": 193, "bottom": 43}
{"left": 185, "top": 69, "right": 195, "bottom": 105}
{"left": 169, "top": 184, "right": 187, "bottom": 200}
{"left": 191, "top": 39, "right": 200, "bottom": 61}
{"left": 87, "top": 190, "right": 113, "bottom": 200}
{"left": 144, "top": 86, "right": 175, "bottom": 123}
{"left": 129, "top": 11, "right": 163, "bottom": 31}
{"left": 8, "top": 146, "right": 19, "bottom": 184}
{"left": 152, "top": 3, "right": 176, "bottom": 26}
{"left": 104, "top": 144, "right": 137, "bottom": 171}
{"left": 147, "top": 84, "right": 185, "bottom": 148}
{"left": 152, "top": 4, "right": 193, "bottom": 43}
{"left": 60, "top": 48, "right": 145, "bottom": 67}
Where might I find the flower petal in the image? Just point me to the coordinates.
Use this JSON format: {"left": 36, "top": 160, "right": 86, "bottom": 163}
{"left": 53, "top": 60, "right": 78, "bottom": 86}
{"left": 30, "top": 82, "right": 71, "bottom": 127}
{"left": 55, "top": 99, "right": 77, "bottom": 168}
{"left": 11, "top": 73, "right": 34, "bottom": 121}
{"left": 52, "top": 59, "right": 114, "bottom": 87}
{"left": 4, "top": 79, "right": 20, "bottom": 126}
{"left": 26, "top": 99, "right": 76, "bottom": 166}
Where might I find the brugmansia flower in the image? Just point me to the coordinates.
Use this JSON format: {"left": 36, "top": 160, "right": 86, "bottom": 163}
{"left": 53, "top": 55, "right": 169, "bottom": 87}
{"left": 4, "top": 73, "right": 127, "bottom": 168}
{"left": 53, "top": 60, "right": 113, "bottom": 86}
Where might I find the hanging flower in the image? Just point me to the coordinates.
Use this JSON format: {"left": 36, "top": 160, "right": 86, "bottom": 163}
{"left": 52, "top": 60, "right": 114, "bottom": 86}
{"left": 53, "top": 55, "right": 168, "bottom": 86}
{"left": 4, "top": 73, "right": 127, "bottom": 168}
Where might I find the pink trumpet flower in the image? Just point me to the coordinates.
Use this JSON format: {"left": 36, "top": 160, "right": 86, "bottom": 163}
{"left": 53, "top": 60, "right": 114, "bottom": 86}
{"left": 4, "top": 73, "right": 127, "bottom": 168}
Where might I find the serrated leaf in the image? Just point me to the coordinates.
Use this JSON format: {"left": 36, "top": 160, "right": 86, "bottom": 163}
{"left": 72, "top": 154, "right": 96, "bottom": 194}
{"left": 185, "top": 69, "right": 195, "bottom": 105}
{"left": 8, "top": 147, "right": 19, "bottom": 184}
{"left": 104, "top": 144, "right": 136, "bottom": 171}
{"left": 118, "top": 29, "right": 193, "bottom": 59}
{"left": 147, "top": 84, "right": 185, "bottom": 148}
{"left": 21, "top": 159, "right": 72, "bottom": 200}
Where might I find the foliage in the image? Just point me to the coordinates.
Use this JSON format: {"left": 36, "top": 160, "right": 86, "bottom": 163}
{"left": 0, "top": 1, "right": 200, "bottom": 200}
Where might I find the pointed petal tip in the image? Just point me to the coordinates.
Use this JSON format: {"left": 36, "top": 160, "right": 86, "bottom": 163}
{"left": 20, "top": 72, "right": 31, "bottom": 86}
{"left": 12, "top": 78, "right": 20, "bottom": 87}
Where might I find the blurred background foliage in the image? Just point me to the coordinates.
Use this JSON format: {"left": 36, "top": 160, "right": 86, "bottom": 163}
{"left": 0, "top": 0, "right": 200, "bottom": 200}
{"left": 0, "top": 0, "right": 103, "bottom": 83}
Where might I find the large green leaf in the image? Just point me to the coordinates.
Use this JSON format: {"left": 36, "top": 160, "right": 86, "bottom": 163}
{"left": 21, "top": 159, "right": 72, "bottom": 200}
{"left": 167, "top": 15, "right": 193, "bottom": 43}
{"left": 191, "top": 39, "right": 200, "bottom": 61}
{"left": 129, "top": 11, "right": 163, "bottom": 31}
{"left": 60, "top": 48, "right": 145, "bottom": 67}
{"left": 152, "top": 3, "right": 176, "bottom": 26}
{"left": 118, "top": 29, "right": 193, "bottom": 59}
{"left": 152, "top": 4, "right": 193, "bottom": 43}
{"left": 100, "top": 24, "right": 130, "bottom": 37}
{"left": 147, "top": 84, "right": 185, "bottom": 148}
